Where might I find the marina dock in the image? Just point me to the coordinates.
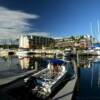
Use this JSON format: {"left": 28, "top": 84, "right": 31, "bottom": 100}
{"left": 52, "top": 77, "right": 77, "bottom": 100}
{"left": 0, "top": 49, "right": 100, "bottom": 57}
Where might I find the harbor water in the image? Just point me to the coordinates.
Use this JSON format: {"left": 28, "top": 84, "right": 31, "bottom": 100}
{"left": 0, "top": 55, "right": 100, "bottom": 99}
{"left": 72, "top": 56, "right": 100, "bottom": 100}
{"left": 0, "top": 55, "right": 50, "bottom": 85}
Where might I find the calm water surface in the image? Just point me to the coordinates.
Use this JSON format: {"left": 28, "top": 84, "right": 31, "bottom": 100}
{"left": 0, "top": 55, "right": 50, "bottom": 85}
{"left": 73, "top": 56, "right": 100, "bottom": 100}
{"left": 1, "top": 55, "right": 100, "bottom": 99}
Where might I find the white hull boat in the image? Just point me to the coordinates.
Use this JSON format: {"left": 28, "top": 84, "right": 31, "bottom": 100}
{"left": 16, "top": 51, "right": 29, "bottom": 56}
{"left": 94, "top": 47, "right": 100, "bottom": 55}
{"left": 16, "top": 50, "right": 33, "bottom": 56}
{"left": 24, "top": 59, "right": 67, "bottom": 99}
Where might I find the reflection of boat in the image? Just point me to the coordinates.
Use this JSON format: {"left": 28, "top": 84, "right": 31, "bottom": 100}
{"left": 24, "top": 59, "right": 67, "bottom": 99}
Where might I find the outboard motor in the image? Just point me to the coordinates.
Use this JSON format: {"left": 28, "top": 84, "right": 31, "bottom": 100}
{"left": 25, "top": 76, "right": 37, "bottom": 89}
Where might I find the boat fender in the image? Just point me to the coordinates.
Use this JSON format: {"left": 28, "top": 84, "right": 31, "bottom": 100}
{"left": 44, "top": 84, "right": 51, "bottom": 94}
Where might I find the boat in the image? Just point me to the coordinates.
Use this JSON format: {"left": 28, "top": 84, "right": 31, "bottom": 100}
{"left": 94, "top": 47, "right": 100, "bottom": 55}
{"left": 63, "top": 48, "right": 71, "bottom": 57}
{"left": 55, "top": 50, "right": 64, "bottom": 59}
{"left": 24, "top": 59, "right": 67, "bottom": 99}
{"left": 16, "top": 49, "right": 33, "bottom": 56}
{"left": 16, "top": 51, "right": 29, "bottom": 56}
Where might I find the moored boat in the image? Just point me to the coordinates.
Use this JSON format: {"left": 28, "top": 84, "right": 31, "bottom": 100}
{"left": 94, "top": 47, "right": 100, "bottom": 55}
{"left": 16, "top": 48, "right": 33, "bottom": 56}
{"left": 24, "top": 59, "right": 67, "bottom": 99}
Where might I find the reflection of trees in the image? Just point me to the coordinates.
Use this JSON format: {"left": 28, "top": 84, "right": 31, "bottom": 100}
{"left": 2, "top": 56, "right": 8, "bottom": 62}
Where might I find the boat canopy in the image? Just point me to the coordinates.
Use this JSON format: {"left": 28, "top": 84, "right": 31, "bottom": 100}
{"left": 48, "top": 59, "right": 65, "bottom": 64}
{"left": 92, "top": 43, "right": 100, "bottom": 48}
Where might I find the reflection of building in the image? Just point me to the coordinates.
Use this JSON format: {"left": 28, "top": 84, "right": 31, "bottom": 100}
{"left": 19, "top": 57, "right": 34, "bottom": 70}
{"left": 19, "top": 35, "right": 55, "bottom": 49}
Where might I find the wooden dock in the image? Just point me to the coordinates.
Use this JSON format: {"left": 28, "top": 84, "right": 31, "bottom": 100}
{"left": 52, "top": 77, "right": 77, "bottom": 100}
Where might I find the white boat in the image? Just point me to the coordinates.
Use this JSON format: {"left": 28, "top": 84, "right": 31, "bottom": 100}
{"left": 16, "top": 51, "right": 29, "bottom": 56}
{"left": 82, "top": 49, "right": 94, "bottom": 54}
{"left": 16, "top": 49, "right": 33, "bottom": 56}
{"left": 24, "top": 59, "right": 67, "bottom": 99}
{"left": 94, "top": 47, "right": 100, "bottom": 55}
{"left": 55, "top": 50, "right": 64, "bottom": 58}
{"left": 63, "top": 48, "right": 71, "bottom": 57}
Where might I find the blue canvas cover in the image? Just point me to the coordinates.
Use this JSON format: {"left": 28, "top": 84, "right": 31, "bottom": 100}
{"left": 48, "top": 59, "right": 64, "bottom": 64}
{"left": 92, "top": 43, "right": 100, "bottom": 48}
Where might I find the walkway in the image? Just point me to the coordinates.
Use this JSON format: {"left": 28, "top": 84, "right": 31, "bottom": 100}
{"left": 52, "top": 77, "right": 77, "bottom": 100}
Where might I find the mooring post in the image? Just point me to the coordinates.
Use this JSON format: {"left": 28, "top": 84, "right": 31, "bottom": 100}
{"left": 76, "top": 50, "right": 79, "bottom": 67}
{"left": 35, "top": 61, "right": 38, "bottom": 71}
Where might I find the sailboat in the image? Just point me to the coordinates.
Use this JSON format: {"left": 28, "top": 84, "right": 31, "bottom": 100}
{"left": 93, "top": 21, "right": 100, "bottom": 55}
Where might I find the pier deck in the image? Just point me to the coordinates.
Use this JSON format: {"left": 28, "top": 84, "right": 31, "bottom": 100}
{"left": 52, "top": 77, "right": 77, "bottom": 100}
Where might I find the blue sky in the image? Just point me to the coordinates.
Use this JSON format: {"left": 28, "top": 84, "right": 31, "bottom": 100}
{"left": 0, "top": 0, "right": 100, "bottom": 40}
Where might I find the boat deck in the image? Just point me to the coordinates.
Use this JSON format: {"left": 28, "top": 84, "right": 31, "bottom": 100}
{"left": 35, "top": 69, "right": 64, "bottom": 87}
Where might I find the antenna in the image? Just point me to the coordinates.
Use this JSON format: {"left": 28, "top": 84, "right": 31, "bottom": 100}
{"left": 97, "top": 20, "right": 100, "bottom": 33}
{"left": 97, "top": 20, "right": 100, "bottom": 41}
{"left": 90, "top": 22, "right": 93, "bottom": 34}
{"left": 90, "top": 22, "right": 93, "bottom": 47}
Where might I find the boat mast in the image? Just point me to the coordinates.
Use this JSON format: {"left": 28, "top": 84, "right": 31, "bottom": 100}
{"left": 90, "top": 22, "right": 93, "bottom": 48}
{"left": 97, "top": 20, "right": 100, "bottom": 42}
{"left": 90, "top": 22, "right": 93, "bottom": 34}
{"left": 97, "top": 20, "right": 100, "bottom": 34}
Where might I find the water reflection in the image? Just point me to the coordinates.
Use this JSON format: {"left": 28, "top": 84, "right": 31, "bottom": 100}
{"left": 0, "top": 54, "right": 78, "bottom": 100}
{"left": 0, "top": 55, "right": 51, "bottom": 85}
{"left": 19, "top": 56, "right": 35, "bottom": 70}
{"left": 73, "top": 56, "right": 100, "bottom": 100}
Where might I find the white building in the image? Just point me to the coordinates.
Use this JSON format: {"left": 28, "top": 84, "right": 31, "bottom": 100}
{"left": 19, "top": 35, "right": 55, "bottom": 49}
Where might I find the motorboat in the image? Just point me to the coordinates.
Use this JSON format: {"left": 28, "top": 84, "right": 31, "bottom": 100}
{"left": 16, "top": 49, "right": 33, "bottom": 56}
{"left": 24, "top": 59, "right": 67, "bottom": 99}
{"left": 94, "top": 47, "right": 100, "bottom": 55}
{"left": 16, "top": 51, "right": 29, "bottom": 56}
{"left": 55, "top": 50, "right": 64, "bottom": 59}
{"left": 63, "top": 48, "right": 71, "bottom": 57}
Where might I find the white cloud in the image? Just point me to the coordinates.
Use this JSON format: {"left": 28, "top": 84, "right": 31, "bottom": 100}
{"left": 24, "top": 32, "right": 49, "bottom": 37}
{"left": 0, "top": 7, "right": 39, "bottom": 39}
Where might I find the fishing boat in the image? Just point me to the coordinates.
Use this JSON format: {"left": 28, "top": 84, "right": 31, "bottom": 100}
{"left": 24, "top": 59, "right": 67, "bottom": 99}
